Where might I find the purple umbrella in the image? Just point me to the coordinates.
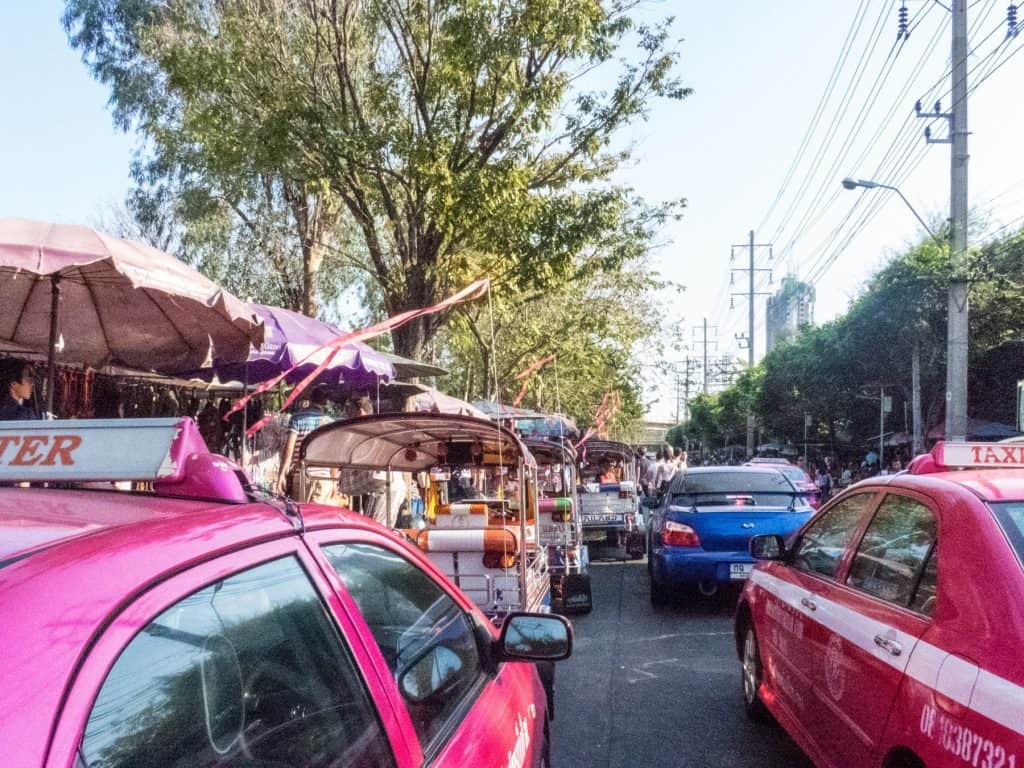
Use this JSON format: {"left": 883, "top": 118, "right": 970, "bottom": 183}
{"left": 194, "top": 303, "right": 394, "bottom": 387}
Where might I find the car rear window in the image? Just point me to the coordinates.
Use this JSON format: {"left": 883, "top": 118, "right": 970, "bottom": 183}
{"left": 779, "top": 466, "right": 810, "bottom": 484}
{"left": 991, "top": 502, "right": 1024, "bottom": 564}
{"left": 670, "top": 471, "right": 797, "bottom": 509}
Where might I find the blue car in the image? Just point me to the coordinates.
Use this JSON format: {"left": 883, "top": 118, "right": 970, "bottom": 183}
{"left": 647, "top": 466, "right": 813, "bottom": 604}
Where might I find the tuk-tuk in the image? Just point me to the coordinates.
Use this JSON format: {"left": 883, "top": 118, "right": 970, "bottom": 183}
{"left": 298, "top": 413, "right": 551, "bottom": 618}
{"left": 577, "top": 439, "right": 645, "bottom": 559}
{"left": 524, "top": 436, "right": 593, "bottom": 614}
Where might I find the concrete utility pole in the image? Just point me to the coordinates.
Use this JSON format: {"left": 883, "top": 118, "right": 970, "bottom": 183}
{"left": 915, "top": 0, "right": 970, "bottom": 441}
{"left": 948, "top": 0, "right": 970, "bottom": 442}
{"left": 731, "top": 231, "right": 773, "bottom": 457}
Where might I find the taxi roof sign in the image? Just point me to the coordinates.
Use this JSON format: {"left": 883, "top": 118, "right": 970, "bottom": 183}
{"left": 0, "top": 417, "right": 212, "bottom": 484}
{"left": 925, "top": 441, "right": 1024, "bottom": 471}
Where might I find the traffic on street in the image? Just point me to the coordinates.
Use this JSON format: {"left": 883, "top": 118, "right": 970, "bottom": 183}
{"left": 4, "top": 1, "right": 1024, "bottom": 766}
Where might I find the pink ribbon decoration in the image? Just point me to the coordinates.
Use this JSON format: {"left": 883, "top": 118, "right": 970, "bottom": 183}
{"left": 511, "top": 353, "right": 556, "bottom": 407}
{"left": 229, "top": 279, "right": 490, "bottom": 435}
{"left": 575, "top": 390, "right": 621, "bottom": 449}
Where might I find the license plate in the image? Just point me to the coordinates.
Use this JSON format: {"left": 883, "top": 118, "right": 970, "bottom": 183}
{"left": 729, "top": 563, "right": 753, "bottom": 580}
{"left": 583, "top": 513, "right": 622, "bottom": 524}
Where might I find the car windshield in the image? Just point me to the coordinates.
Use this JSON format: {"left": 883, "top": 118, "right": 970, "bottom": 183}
{"left": 778, "top": 466, "right": 811, "bottom": 485}
{"left": 670, "top": 471, "right": 796, "bottom": 510}
{"left": 990, "top": 502, "right": 1024, "bottom": 565}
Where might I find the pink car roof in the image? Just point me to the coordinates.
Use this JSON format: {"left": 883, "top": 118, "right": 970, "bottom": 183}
{"left": 0, "top": 488, "right": 387, "bottom": 763}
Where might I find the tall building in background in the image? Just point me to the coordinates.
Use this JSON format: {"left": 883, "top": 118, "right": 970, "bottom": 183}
{"left": 765, "top": 277, "right": 815, "bottom": 352}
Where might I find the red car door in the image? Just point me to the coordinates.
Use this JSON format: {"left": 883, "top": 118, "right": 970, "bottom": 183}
{"left": 814, "top": 491, "right": 939, "bottom": 768}
{"left": 750, "top": 491, "right": 879, "bottom": 763}
{"left": 305, "top": 528, "right": 549, "bottom": 768}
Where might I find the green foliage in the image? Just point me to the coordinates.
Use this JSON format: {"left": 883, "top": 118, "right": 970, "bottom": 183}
{"left": 437, "top": 258, "right": 660, "bottom": 438}
{"left": 687, "top": 229, "right": 1024, "bottom": 450}
{"left": 64, "top": 0, "right": 689, "bottom": 353}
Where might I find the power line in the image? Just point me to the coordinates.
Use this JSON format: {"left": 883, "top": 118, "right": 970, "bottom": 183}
{"left": 755, "top": 0, "right": 874, "bottom": 234}
{"left": 767, "top": 0, "right": 893, "bottom": 246}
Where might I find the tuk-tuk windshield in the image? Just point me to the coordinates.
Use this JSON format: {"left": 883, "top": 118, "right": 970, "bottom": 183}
{"left": 446, "top": 463, "right": 520, "bottom": 506}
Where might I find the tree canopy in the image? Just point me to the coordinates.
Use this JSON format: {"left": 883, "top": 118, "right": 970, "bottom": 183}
{"left": 675, "top": 227, "right": 1024, "bottom": 453}
{"left": 65, "top": 0, "right": 689, "bottom": 358}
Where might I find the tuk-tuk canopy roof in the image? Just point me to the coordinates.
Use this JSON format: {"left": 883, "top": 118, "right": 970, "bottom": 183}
{"left": 579, "top": 439, "right": 634, "bottom": 462}
{"left": 300, "top": 413, "right": 533, "bottom": 471}
{"left": 524, "top": 436, "right": 577, "bottom": 464}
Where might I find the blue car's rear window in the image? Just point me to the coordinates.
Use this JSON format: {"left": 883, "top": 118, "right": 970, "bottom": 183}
{"left": 670, "top": 471, "right": 798, "bottom": 509}
{"left": 991, "top": 502, "right": 1024, "bottom": 565}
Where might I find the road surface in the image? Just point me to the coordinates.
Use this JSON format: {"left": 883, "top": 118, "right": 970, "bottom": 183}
{"left": 552, "top": 559, "right": 813, "bottom": 768}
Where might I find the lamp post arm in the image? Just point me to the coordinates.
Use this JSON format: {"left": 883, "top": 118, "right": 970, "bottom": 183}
{"left": 876, "top": 183, "right": 942, "bottom": 245}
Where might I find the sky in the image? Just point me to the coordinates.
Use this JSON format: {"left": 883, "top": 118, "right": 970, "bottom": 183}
{"left": 2, "top": 1, "right": 1023, "bottom": 421}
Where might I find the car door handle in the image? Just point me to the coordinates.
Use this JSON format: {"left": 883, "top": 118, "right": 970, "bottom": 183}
{"left": 800, "top": 597, "right": 816, "bottom": 611}
{"left": 874, "top": 635, "right": 903, "bottom": 656}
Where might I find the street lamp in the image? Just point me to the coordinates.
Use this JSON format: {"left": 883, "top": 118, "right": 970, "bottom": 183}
{"left": 841, "top": 177, "right": 939, "bottom": 457}
{"left": 841, "top": 178, "right": 940, "bottom": 244}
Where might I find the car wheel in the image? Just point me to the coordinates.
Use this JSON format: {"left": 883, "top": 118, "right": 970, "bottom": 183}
{"left": 649, "top": 562, "right": 670, "bottom": 606}
{"left": 741, "top": 624, "right": 769, "bottom": 720}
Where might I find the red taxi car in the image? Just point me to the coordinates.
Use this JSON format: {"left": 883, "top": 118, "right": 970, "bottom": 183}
{"left": 736, "top": 442, "right": 1024, "bottom": 768}
{"left": 0, "top": 418, "right": 570, "bottom": 768}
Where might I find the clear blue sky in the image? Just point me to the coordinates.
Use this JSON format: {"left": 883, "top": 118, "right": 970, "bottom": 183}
{"left": 2, "top": 1, "right": 1023, "bottom": 420}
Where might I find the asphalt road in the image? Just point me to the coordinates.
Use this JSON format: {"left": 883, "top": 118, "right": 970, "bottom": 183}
{"left": 551, "top": 559, "right": 813, "bottom": 768}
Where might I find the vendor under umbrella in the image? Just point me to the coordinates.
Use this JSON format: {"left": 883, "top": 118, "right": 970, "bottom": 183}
{"left": 0, "top": 358, "right": 38, "bottom": 420}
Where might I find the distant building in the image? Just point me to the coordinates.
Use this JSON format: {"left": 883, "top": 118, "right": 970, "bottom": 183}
{"left": 766, "top": 278, "right": 815, "bottom": 352}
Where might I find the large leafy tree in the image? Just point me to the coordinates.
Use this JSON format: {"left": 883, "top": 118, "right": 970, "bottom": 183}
{"left": 65, "top": 0, "right": 688, "bottom": 348}
{"left": 438, "top": 256, "right": 663, "bottom": 435}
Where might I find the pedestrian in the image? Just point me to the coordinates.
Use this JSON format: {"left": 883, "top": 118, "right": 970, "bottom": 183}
{"left": 0, "top": 358, "right": 39, "bottom": 420}
{"left": 641, "top": 450, "right": 658, "bottom": 496}
{"left": 839, "top": 463, "right": 853, "bottom": 489}
{"left": 674, "top": 446, "right": 688, "bottom": 473}
{"left": 815, "top": 464, "right": 833, "bottom": 501}
{"left": 276, "top": 385, "right": 334, "bottom": 499}
{"left": 655, "top": 444, "right": 676, "bottom": 491}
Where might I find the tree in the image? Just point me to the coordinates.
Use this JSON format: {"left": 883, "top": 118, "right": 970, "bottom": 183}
{"left": 64, "top": 0, "right": 688, "bottom": 351}
{"left": 438, "top": 256, "right": 661, "bottom": 436}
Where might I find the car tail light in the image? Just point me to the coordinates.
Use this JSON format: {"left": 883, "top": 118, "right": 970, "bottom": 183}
{"left": 662, "top": 520, "right": 701, "bottom": 548}
{"left": 619, "top": 489, "right": 630, "bottom": 499}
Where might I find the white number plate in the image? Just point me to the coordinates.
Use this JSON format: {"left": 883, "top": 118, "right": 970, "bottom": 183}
{"left": 729, "top": 563, "right": 754, "bottom": 580}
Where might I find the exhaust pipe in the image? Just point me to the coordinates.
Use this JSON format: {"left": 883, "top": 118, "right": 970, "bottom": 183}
{"left": 698, "top": 580, "right": 719, "bottom": 597}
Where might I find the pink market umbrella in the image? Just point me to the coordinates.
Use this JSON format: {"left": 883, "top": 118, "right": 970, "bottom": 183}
{"left": 0, "top": 218, "right": 263, "bottom": 412}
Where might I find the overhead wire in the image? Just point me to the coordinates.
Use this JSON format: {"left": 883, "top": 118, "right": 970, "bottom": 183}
{"left": 754, "top": 0, "right": 874, "bottom": 234}
{"left": 766, "top": 0, "right": 893, "bottom": 247}
{"left": 775, "top": 3, "right": 946, "bottom": 270}
{"left": 803, "top": 9, "right": 1014, "bottom": 285}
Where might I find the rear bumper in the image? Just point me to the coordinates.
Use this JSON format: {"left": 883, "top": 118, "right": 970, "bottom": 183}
{"left": 651, "top": 547, "right": 754, "bottom": 586}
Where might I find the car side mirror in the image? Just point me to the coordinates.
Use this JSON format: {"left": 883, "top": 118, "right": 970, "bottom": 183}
{"left": 749, "top": 534, "right": 786, "bottom": 561}
{"left": 496, "top": 613, "right": 573, "bottom": 662}
{"left": 398, "top": 645, "right": 466, "bottom": 704}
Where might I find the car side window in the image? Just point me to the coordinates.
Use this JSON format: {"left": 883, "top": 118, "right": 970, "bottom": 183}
{"left": 322, "top": 543, "right": 485, "bottom": 753}
{"left": 847, "top": 495, "right": 938, "bottom": 610}
{"left": 79, "top": 556, "right": 394, "bottom": 768}
{"left": 791, "top": 493, "right": 874, "bottom": 578}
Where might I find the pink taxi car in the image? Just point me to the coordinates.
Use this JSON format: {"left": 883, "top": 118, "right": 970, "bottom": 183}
{"left": 736, "top": 441, "right": 1024, "bottom": 768}
{"left": 0, "top": 418, "right": 570, "bottom": 768}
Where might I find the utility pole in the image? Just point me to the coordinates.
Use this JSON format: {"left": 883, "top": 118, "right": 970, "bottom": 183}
{"left": 948, "top": 0, "right": 970, "bottom": 442}
{"left": 731, "top": 230, "right": 773, "bottom": 457}
{"left": 915, "top": 0, "right": 970, "bottom": 441}
{"left": 691, "top": 319, "right": 719, "bottom": 394}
